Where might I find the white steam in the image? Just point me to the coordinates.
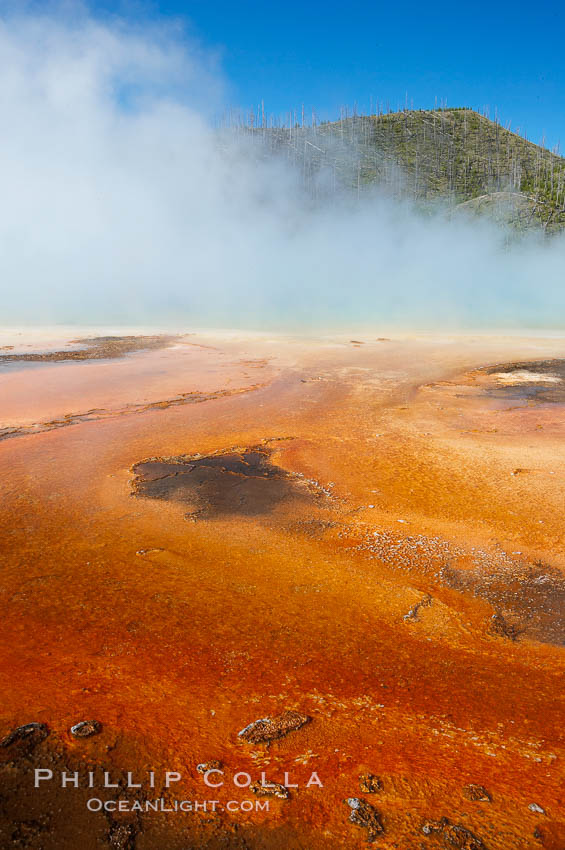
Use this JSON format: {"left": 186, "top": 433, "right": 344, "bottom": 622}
{"left": 0, "top": 4, "right": 564, "bottom": 329}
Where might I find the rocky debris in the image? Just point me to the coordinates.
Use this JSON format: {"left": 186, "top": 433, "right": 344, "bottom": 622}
{"left": 250, "top": 781, "right": 290, "bottom": 800}
{"left": 0, "top": 722, "right": 48, "bottom": 755}
{"left": 463, "top": 784, "right": 491, "bottom": 802}
{"left": 108, "top": 822, "right": 137, "bottom": 850}
{"left": 345, "top": 798, "right": 384, "bottom": 842}
{"left": 359, "top": 773, "right": 383, "bottom": 793}
{"left": 404, "top": 594, "right": 432, "bottom": 622}
{"left": 529, "top": 803, "right": 546, "bottom": 814}
{"left": 422, "top": 818, "right": 486, "bottom": 849}
{"left": 238, "top": 710, "right": 310, "bottom": 745}
{"left": 70, "top": 720, "right": 101, "bottom": 738}
{"left": 196, "top": 760, "right": 222, "bottom": 774}
{"left": 489, "top": 613, "right": 520, "bottom": 641}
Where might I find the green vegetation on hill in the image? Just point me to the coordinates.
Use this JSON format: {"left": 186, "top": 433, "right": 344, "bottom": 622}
{"left": 255, "top": 109, "right": 565, "bottom": 231}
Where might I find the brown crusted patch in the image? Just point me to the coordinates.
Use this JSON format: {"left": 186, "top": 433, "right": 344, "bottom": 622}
{"left": 0, "top": 723, "right": 49, "bottom": 758}
{"left": 196, "top": 759, "right": 222, "bottom": 774}
{"left": 108, "top": 822, "right": 138, "bottom": 850}
{"left": 352, "top": 527, "right": 565, "bottom": 646}
{"left": 479, "top": 359, "right": 565, "bottom": 404}
{"left": 422, "top": 818, "right": 486, "bottom": 849}
{"left": 488, "top": 612, "right": 521, "bottom": 641}
{"left": 70, "top": 720, "right": 101, "bottom": 739}
{"left": 462, "top": 784, "right": 491, "bottom": 802}
{"left": 132, "top": 443, "right": 328, "bottom": 519}
{"left": 346, "top": 798, "right": 384, "bottom": 842}
{"left": 0, "top": 335, "right": 178, "bottom": 364}
{"left": 0, "top": 385, "right": 264, "bottom": 442}
{"left": 359, "top": 774, "right": 383, "bottom": 793}
{"left": 444, "top": 562, "right": 565, "bottom": 646}
{"left": 238, "top": 710, "right": 311, "bottom": 744}
{"left": 250, "top": 781, "right": 290, "bottom": 800}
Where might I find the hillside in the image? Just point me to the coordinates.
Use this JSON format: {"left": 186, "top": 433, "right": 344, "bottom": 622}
{"left": 253, "top": 109, "right": 565, "bottom": 232}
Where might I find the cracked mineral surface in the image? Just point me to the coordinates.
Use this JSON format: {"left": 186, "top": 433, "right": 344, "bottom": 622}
{"left": 132, "top": 445, "right": 327, "bottom": 518}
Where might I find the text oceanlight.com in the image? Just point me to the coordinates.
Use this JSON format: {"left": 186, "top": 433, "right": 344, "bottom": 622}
{"left": 86, "top": 798, "right": 270, "bottom": 813}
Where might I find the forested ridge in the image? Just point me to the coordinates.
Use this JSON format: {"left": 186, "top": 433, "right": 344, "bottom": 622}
{"left": 241, "top": 108, "right": 565, "bottom": 231}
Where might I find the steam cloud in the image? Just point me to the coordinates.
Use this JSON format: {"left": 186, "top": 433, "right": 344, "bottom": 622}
{"left": 1, "top": 4, "right": 564, "bottom": 330}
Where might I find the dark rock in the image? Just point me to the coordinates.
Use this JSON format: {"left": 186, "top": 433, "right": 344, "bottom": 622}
{"left": 489, "top": 613, "right": 520, "bottom": 641}
{"left": 422, "top": 818, "right": 486, "bottom": 849}
{"left": 196, "top": 759, "right": 222, "bottom": 774}
{"left": 345, "top": 798, "right": 384, "bottom": 842}
{"left": 0, "top": 723, "right": 48, "bottom": 754}
{"left": 359, "top": 773, "right": 383, "bottom": 793}
{"left": 108, "top": 822, "right": 137, "bottom": 850}
{"left": 70, "top": 720, "right": 101, "bottom": 738}
{"left": 238, "top": 710, "right": 310, "bottom": 744}
{"left": 463, "top": 784, "right": 491, "bottom": 802}
{"left": 443, "top": 823, "right": 487, "bottom": 849}
{"left": 250, "top": 781, "right": 290, "bottom": 800}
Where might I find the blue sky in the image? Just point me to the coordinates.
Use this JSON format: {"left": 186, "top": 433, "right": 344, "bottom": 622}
{"left": 69, "top": 1, "right": 565, "bottom": 150}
